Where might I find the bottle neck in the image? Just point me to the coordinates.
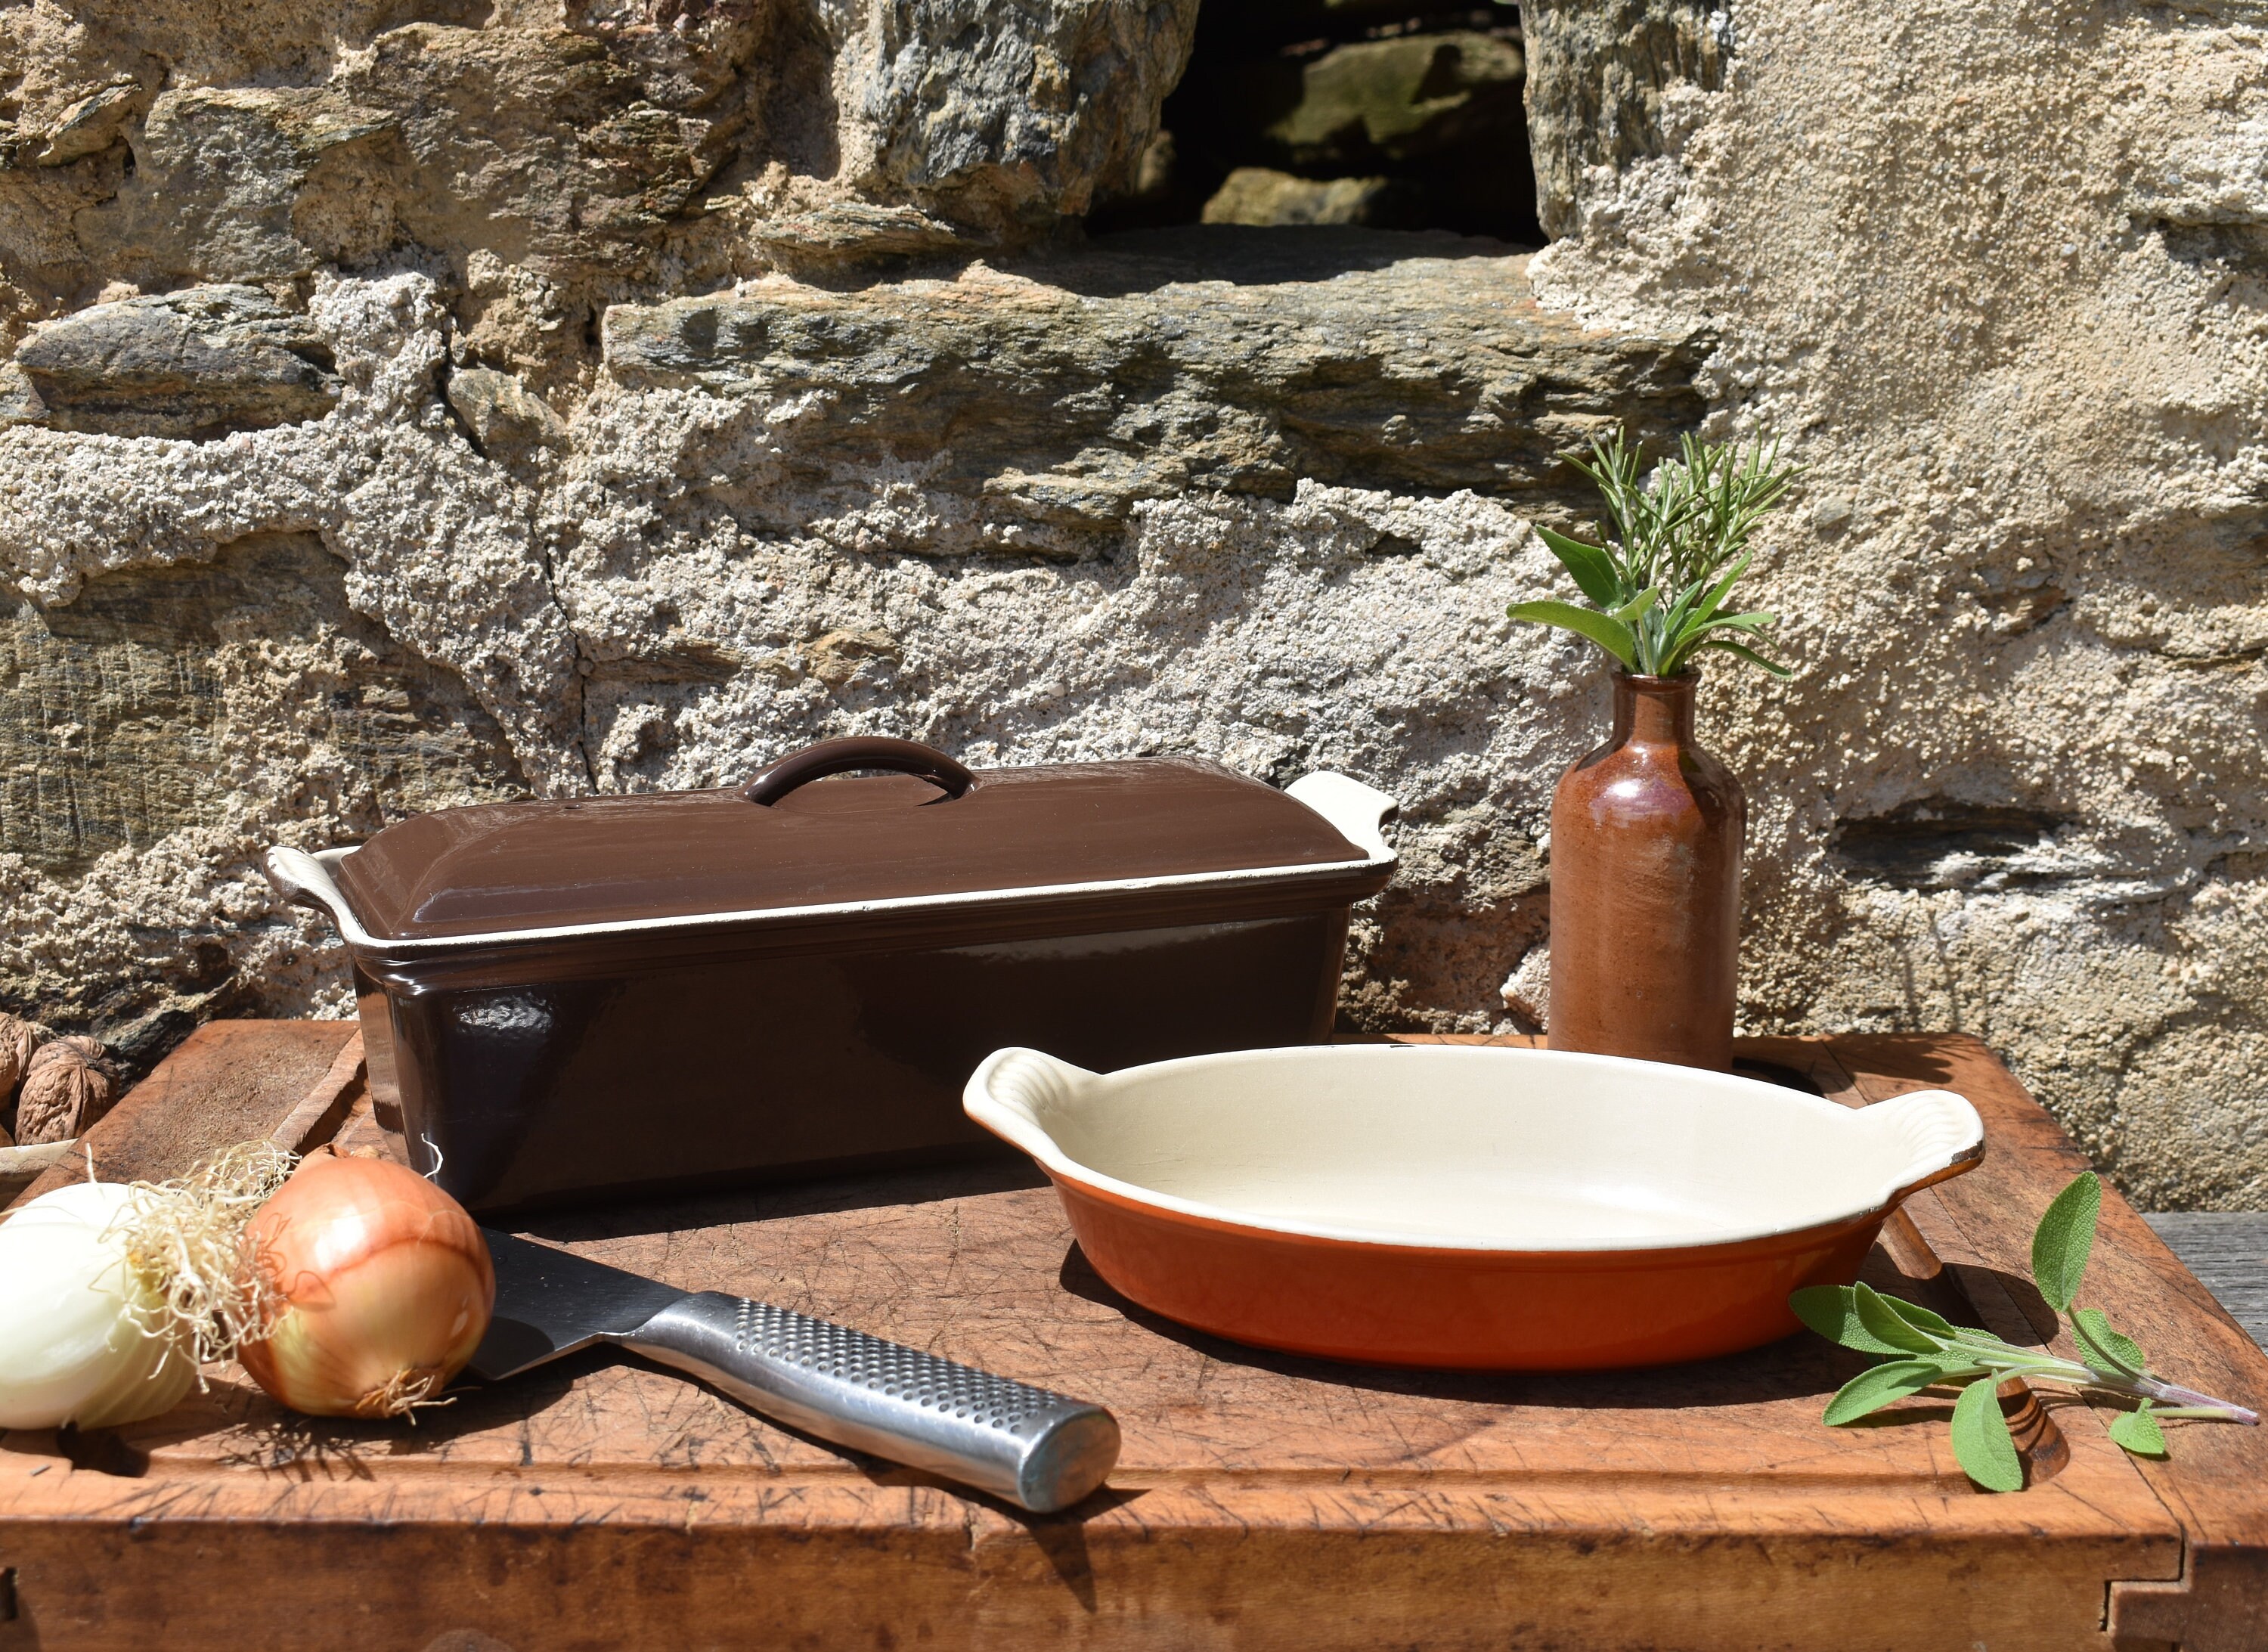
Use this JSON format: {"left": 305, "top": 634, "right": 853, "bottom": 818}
{"left": 1611, "top": 672, "right": 1698, "bottom": 747}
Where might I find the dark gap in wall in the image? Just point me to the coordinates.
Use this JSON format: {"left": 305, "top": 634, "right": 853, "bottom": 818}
{"left": 1088, "top": 0, "right": 1541, "bottom": 246}
{"left": 1830, "top": 801, "right": 2074, "bottom": 892}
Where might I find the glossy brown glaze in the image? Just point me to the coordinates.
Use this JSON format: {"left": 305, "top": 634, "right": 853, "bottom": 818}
{"left": 739, "top": 734, "right": 974, "bottom": 806}
{"left": 1546, "top": 672, "right": 1745, "bottom": 1070}
{"left": 372, "top": 910, "right": 1352, "bottom": 1213}
{"left": 306, "top": 742, "right": 1391, "bottom": 1213}
{"left": 338, "top": 755, "right": 1368, "bottom": 943}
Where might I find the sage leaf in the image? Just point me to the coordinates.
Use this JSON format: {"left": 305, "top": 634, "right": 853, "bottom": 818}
{"left": 2108, "top": 1404, "right": 2167, "bottom": 1458}
{"left": 2072, "top": 1307, "right": 2148, "bottom": 1379}
{"left": 1878, "top": 1294, "right": 1959, "bottom": 1341}
{"left": 1532, "top": 526, "right": 1625, "bottom": 607}
{"left": 1823, "top": 1359, "right": 1947, "bottom": 1425}
{"left": 2031, "top": 1172, "right": 2102, "bottom": 1313}
{"left": 1790, "top": 1285, "right": 1911, "bottom": 1355}
{"left": 1792, "top": 1173, "right": 2256, "bottom": 1475}
{"left": 1950, "top": 1379, "right": 2025, "bottom": 1492}
{"left": 1854, "top": 1283, "right": 1946, "bottom": 1356}
{"left": 1610, "top": 587, "right": 1659, "bottom": 625}
{"left": 1505, "top": 600, "right": 1638, "bottom": 670}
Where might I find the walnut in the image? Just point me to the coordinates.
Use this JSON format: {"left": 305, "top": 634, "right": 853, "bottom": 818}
{"left": 14, "top": 1035, "right": 123, "bottom": 1145}
{"left": 0, "top": 1012, "right": 53, "bottom": 1100}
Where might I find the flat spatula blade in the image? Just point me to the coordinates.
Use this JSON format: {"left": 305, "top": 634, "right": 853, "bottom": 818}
{"left": 467, "top": 1229, "right": 686, "bottom": 1383}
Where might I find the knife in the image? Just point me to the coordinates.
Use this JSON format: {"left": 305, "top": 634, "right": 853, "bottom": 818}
{"left": 466, "top": 1229, "right": 1120, "bottom": 1513}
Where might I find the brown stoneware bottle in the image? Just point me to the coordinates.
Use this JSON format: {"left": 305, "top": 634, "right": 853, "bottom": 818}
{"left": 1546, "top": 671, "right": 1744, "bottom": 1070}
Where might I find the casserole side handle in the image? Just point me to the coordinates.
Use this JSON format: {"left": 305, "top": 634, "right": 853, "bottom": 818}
{"left": 265, "top": 845, "right": 352, "bottom": 925}
{"left": 1284, "top": 771, "right": 1399, "bottom": 865}
{"left": 1854, "top": 1088, "right": 1987, "bottom": 1204}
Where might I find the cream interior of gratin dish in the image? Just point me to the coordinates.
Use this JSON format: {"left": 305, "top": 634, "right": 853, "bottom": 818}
{"left": 965, "top": 1043, "right": 1983, "bottom": 1251}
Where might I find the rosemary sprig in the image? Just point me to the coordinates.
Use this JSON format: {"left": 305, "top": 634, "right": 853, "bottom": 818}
{"left": 1793, "top": 1172, "right": 2257, "bottom": 1491}
{"left": 1509, "top": 429, "right": 1800, "bottom": 678}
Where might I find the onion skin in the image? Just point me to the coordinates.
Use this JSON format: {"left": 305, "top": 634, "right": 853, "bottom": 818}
{"left": 238, "top": 1153, "right": 494, "bottom": 1418}
{"left": 0, "top": 1182, "right": 196, "bottom": 1430}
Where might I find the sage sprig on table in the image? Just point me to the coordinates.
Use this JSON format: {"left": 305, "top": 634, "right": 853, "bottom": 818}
{"left": 1792, "top": 1172, "right": 2257, "bottom": 1492}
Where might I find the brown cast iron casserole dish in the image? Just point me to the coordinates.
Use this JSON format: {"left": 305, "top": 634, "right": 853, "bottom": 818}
{"left": 267, "top": 737, "right": 1397, "bottom": 1213}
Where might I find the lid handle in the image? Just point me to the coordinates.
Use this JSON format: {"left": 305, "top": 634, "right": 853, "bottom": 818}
{"left": 741, "top": 736, "right": 977, "bottom": 807}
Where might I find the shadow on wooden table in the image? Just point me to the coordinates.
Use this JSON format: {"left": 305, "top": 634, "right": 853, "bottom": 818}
{"left": 511, "top": 1155, "right": 1053, "bottom": 1244}
{"left": 2, "top": 1357, "right": 603, "bottom": 1481}
{"left": 1805, "top": 1034, "right": 1964, "bottom": 1091}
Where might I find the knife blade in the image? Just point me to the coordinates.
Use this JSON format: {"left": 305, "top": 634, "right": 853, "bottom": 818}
{"left": 468, "top": 1229, "right": 1119, "bottom": 1514}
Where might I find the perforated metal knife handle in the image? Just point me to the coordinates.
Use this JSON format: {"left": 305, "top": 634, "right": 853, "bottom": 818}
{"left": 619, "top": 1292, "right": 1120, "bottom": 1513}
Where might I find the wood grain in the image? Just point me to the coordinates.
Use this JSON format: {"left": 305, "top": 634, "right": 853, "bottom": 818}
{"left": 265, "top": 1029, "right": 366, "bottom": 1157}
{"left": 2146, "top": 1213, "right": 2268, "bottom": 1351}
{"left": 4, "top": 1018, "right": 358, "bottom": 1208}
{"left": 2, "top": 1027, "right": 2261, "bottom": 1650}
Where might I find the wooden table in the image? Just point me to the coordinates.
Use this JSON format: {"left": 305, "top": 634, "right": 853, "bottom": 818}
{"left": 2147, "top": 1215, "right": 2268, "bottom": 1353}
{"left": 4, "top": 1024, "right": 2266, "bottom": 1651}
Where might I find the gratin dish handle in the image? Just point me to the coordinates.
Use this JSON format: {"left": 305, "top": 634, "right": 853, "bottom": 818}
{"left": 621, "top": 1291, "right": 1120, "bottom": 1513}
{"left": 1855, "top": 1088, "right": 1988, "bottom": 1204}
{"left": 963, "top": 1047, "right": 1099, "bottom": 1158}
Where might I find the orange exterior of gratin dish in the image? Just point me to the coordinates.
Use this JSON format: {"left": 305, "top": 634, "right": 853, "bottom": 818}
{"left": 1049, "top": 1170, "right": 1885, "bottom": 1371}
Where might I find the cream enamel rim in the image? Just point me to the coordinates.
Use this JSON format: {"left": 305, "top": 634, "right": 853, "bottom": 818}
{"left": 963, "top": 1043, "right": 1986, "bottom": 1254}
{"left": 266, "top": 770, "right": 1397, "bottom": 956}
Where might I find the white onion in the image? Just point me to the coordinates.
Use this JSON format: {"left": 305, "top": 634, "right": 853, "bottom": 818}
{"left": 0, "top": 1182, "right": 196, "bottom": 1430}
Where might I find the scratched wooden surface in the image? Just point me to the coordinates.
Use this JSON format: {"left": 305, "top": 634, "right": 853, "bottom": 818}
{"left": 2, "top": 1027, "right": 2264, "bottom": 1652}
{"left": 2146, "top": 1213, "right": 2268, "bottom": 1352}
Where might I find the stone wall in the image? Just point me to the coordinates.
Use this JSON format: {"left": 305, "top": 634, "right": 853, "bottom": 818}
{"left": 1521, "top": 0, "right": 2268, "bottom": 1210}
{"left": 1, "top": 0, "right": 2263, "bottom": 1207}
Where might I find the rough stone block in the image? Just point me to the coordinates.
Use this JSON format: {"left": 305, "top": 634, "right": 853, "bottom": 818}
{"left": 836, "top": 0, "right": 1203, "bottom": 222}
{"left": 1201, "top": 168, "right": 1401, "bottom": 227}
{"left": 0, "top": 533, "right": 523, "bottom": 878}
{"left": 1261, "top": 30, "right": 1528, "bottom": 170}
{"left": 1519, "top": 0, "right": 1722, "bottom": 238}
{"left": 13, "top": 286, "right": 339, "bottom": 439}
{"left": 73, "top": 88, "right": 398, "bottom": 287}
{"left": 445, "top": 366, "right": 568, "bottom": 467}
{"left": 600, "top": 227, "right": 1707, "bottom": 553}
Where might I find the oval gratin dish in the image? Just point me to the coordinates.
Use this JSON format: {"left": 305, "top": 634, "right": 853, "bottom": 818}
{"left": 964, "top": 1042, "right": 1984, "bottom": 1371}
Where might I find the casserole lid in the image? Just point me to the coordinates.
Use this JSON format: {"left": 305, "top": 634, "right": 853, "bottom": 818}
{"left": 322, "top": 738, "right": 1393, "bottom": 944}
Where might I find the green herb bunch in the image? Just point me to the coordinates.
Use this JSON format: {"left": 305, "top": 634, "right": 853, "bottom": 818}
{"left": 1510, "top": 429, "right": 1799, "bottom": 678}
{"left": 1792, "top": 1172, "right": 2257, "bottom": 1492}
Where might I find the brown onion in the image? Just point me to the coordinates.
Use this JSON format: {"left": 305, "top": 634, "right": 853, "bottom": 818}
{"left": 238, "top": 1151, "right": 494, "bottom": 1418}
